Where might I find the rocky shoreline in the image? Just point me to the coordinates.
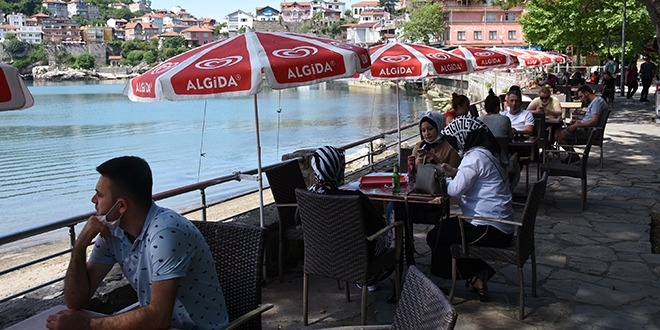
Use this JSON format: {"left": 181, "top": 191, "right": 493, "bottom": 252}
{"left": 30, "top": 66, "right": 139, "bottom": 81}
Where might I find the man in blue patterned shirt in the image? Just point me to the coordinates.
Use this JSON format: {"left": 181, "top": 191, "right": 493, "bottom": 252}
{"left": 47, "top": 156, "right": 228, "bottom": 330}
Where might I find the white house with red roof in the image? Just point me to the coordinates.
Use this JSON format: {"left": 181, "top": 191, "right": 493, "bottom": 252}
{"left": 67, "top": 0, "right": 99, "bottom": 20}
{"left": 128, "top": 1, "right": 149, "bottom": 13}
{"left": 280, "top": 2, "right": 311, "bottom": 22}
{"left": 358, "top": 8, "right": 388, "bottom": 23}
{"left": 0, "top": 24, "right": 20, "bottom": 42}
{"left": 124, "top": 21, "right": 159, "bottom": 41}
{"left": 342, "top": 21, "right": 381, "bottom": 45}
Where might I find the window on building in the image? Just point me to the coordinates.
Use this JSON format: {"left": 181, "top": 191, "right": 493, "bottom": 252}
{"left": 457, "top": 31, "right": 465, "bottom": 40}
{"left": 504, "top": 13, "right": 516, "bottom": 21}
{"left": 485, "top": 13, "right": 497, "bottom": 22}
{"left": 474, "top": 31, "right": 482, "bottom": 40}
{"left": 489, "top": 31, "right": 497, "bottom": 40}
{"left": 508, "top": 30, "right": 516, "bottom": 39}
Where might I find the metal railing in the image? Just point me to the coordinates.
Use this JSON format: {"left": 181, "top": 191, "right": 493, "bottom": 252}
{"left": 0, "top": 122, "right": 421, "bottom": 304}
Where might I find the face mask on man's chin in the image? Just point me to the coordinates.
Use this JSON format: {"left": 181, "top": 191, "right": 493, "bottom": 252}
{"left": 96, "top": 201, "right": 123, "bottom": 231}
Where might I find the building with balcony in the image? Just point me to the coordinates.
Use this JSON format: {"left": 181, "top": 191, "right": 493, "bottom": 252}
{"left": 67, "top": 0, "right": 99, "bottom": 20}
{"left": 42, "top": 17, "right": 82, "bottom": 43}
{"left": 358, "top": 8, "right": 388, "bottom": 23}
{"left": 280, "top": 2, "right": 311, "bottom": 22}
{"left": 350, "top": 1, "right": 380, "bottom": 19}
{"left": 6, "top": 13, "right": 27, "bottom": 27}
{"left": 42, "top": 0, "right": 69, "bottom": 18}
{"left": 223, "top": 10, "right": 254, "bottom": 32}
{"left": 124, "top": 21, "right": 159, "bottom": 41}
{"left": 440, "top": 0, "right": 525, "bottom": 48}
{"left": 0, "top": 25, "right": 19, "bottom": 42}
{"left": 128, "top": 1, "right": 149, "bottom": 13}
{"left": 256, "top": 6, "right": 281, "bottom": 21}
{"left": 181, "top": 26, "right": 213, "bottom": 47}
{"left": 81, "top": 26, "right": 112, "bottom": 43}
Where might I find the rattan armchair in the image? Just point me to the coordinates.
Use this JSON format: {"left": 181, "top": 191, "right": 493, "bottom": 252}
{"left": 570, "top": 107, "right": 611, "bottom": 167}
{"left": 193, "top": 221, "right": 273, "bottom": 330}
{"left": 295, "top": 188, "right": 403, "bottom": 326}
{"left": 543, "top": 128, "right": 599, "bottom": 210}
{"left": 449, "top": 172, "right": 547, "bottom": 320}
{"left": 264, "top": 159, "right": 307, "bottom": 282}
{"left": 321, "top": 265, "right": 457, "bottom": 330}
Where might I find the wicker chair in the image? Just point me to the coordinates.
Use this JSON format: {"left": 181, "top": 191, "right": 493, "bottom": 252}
{"left": 295, "top": 188, "right": 403, "bottom": 326}
{"left": 449, "top": 172, "right": 547, "bottom": 320}
{"left": 192, "top": 221, "right": 273, "bottom": 330}
{"left": 543, "top": 128, "right": 599, "bottom": 210}
{"left": 570, "top": 107, "right": 611, "bottom": 167}
{"left": 321, "top": 265, "right": 457, "bottom": 330}
{"left": 264, "top": 159, "right": 307, "bottom": 282}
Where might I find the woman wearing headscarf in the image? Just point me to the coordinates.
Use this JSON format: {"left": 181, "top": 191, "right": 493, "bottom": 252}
{"left": 412, "top": 111, "right": 461, "bottom": 169}
{"left": 426, "top": 117, "right": 514, "bottom": 301}
{"left": 309, "top": 146, "right": 391, "bottom": 291}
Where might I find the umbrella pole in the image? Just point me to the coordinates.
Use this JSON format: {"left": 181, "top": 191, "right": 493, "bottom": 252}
{"left": 396, "top": 80, "right": 401, "bottom": 168}
{"left": 253, "top": 95, "right": 264, "bottom": 227}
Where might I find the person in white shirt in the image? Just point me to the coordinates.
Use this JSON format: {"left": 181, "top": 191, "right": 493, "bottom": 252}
{"left": 502, "top": 89, "right": 534, "bottom": 135}
{"left": 426, "top": 117, "right": 513, "bottom": 302}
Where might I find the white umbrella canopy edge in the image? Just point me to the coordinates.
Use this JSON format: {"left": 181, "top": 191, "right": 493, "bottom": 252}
{"left": 0, "top": 63, "right": 34, "bottom": 111}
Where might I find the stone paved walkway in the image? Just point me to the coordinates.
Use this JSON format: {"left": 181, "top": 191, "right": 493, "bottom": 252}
{"left": 260, "top": 92, "right": 660, "bottom": 329}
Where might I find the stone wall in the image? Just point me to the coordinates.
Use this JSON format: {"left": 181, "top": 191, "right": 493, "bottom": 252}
{"left": 253, "top": 20, "right": 306, "bottom": 33}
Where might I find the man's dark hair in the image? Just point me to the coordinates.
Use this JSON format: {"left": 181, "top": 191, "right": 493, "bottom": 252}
{"left": 507, "top": 88, "right": 522, "bottom": 99}
{"left": 97, "top": 156, "right": 153, "bottom": 208}
{"left": 577, "top": 85, "right": 594, "bottom": 95}
{"left": 607, "top": 55, "right": 614, "bottom": 61}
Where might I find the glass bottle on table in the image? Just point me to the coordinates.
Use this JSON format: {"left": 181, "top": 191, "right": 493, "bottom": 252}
{"left": 392, "top": 164, "right": 401, "bottom": 194}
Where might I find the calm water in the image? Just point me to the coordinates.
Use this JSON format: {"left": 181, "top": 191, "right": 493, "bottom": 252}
{"left": 0, "top": 80, "right": 432, "bottom": 237}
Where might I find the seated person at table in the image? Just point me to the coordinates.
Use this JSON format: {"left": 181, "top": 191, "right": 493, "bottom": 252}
{"left": 502, "top": 85, "right": 521, "bottom": 112}
{"left": 545, "top": 74, "right": 557, "bottom": 89}
{"left": 555, "top": 85, "right": 605, "bottom": 164}
{"left": 589, "top": 71, "right": 600, "bottom": 84}
{"left": 47, "top": 156, "right": 228, "bottom": 330}
{"left": 601, "top": 71, "right": 615, "bottom": 104}
{"left": 309, "top": 146, "right": 392, "bottom": 291}
{"left": 478, "top": 89, "right": 513, "bottom": 141}
{"left": 527, "top": 86, "right": 562, "bottom": 118}
{"left": 427, "top": 116, "right": 514, "bottom": 301}
{"left": 443, "top": 93, "right": 471, "bottom": 127}
{"left": 502, "top": 88, "right": 534, "bottom": 136}
{"left": 413, "top": 111, "right": 461, "bottom": 169}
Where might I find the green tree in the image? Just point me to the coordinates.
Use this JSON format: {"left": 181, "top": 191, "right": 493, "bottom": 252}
{"left": 6, "top": 39, "right": 27, "bottom": 54}
{"left": 75, "top": 54, "right": 96, "bottom": 69}
{"left": 518, "top": 0, "right": 654, "bottom": 59}
{"left": 126, "top": 50, "right": 145, "bottom": 65}
{"left": 379, "top": 0, "right": 398, "bottom": 13}
{"left": 142, "top": 50, "right": 157, "bottom": 64}
{"left": 162, "top": 36, "right": 186, "bottom": 49}
{"left": 214, "top": 23, "right": 227, "bottom": 35}
{"left": 402, "top": 1, "right": 445, "bottom": 45}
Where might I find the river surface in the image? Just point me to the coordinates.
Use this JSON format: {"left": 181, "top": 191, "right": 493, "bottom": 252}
{"left": 0, "top": 80, "right": 432, "bottom": 238}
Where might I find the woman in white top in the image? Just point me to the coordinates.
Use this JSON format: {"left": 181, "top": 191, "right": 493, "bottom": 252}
{"left": 426, "top": 116, "right": 514, "bottom": 301}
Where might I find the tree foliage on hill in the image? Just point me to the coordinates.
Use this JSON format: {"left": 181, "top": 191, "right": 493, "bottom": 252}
{"left": 402, "top": 1, "right": 445, "bottom": 45}
{"left": 493, "top": 0, "right": 659, "bottom": 58}
{"left": 0, "top": 0, "right": 44, "bottom": 16}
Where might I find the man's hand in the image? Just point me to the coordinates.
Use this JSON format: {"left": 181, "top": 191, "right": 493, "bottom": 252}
{"left": 567, "top": 124, "right": 578, "bottom": 133}
{"left": 46, "top": 309, "right": 90, "bottom": 330}
{"left": 80, "top": 215, "right": 111, "bottom": 241}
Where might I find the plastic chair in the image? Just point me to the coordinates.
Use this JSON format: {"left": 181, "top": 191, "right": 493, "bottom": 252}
{"left": 193, "top": 221, "right": 273, "bottom": 330}
{"left": 264, "top": 159, "right": 307, "bottom": 282}
{"left": 295, "top": 189, "right": 403, "bottom": 326}
{"left": 449, "top": 172, "right": 548, "bottom": 320}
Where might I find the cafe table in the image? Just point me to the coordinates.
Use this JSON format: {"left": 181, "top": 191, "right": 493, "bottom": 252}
{"left": 509, "top": 135, "right": 540, "bottom": 192}
{"left": 341, "top": 173, "right": 449, "bottom": 266}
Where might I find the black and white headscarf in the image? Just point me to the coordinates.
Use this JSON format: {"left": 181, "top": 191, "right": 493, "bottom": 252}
{"left": 310, "top": 146, "right": 345, "bottom": 194}
{"left": 441, "top": 116, "right": 509, "bottom": 176}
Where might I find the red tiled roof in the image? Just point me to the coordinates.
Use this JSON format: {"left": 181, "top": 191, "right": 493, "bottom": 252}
{"left": 108, "top": 55, "right": 121, "bottom": 60}
{"left": 352, "top": 1, "right": 379, "bottom": 7}
{"left": 181, "top": 26, "right": 213, "bottom": 33}
{"left": 0, "top": 25, "right": 20, "bottom": 30}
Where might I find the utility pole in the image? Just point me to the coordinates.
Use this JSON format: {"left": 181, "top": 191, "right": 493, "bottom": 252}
{"left": 620, "top": 0, "right": 626, "bottom": 96}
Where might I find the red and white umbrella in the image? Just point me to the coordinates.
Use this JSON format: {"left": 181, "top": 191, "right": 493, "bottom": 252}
{"left": 495, "top": 49, "right": 542, "bottom": 67}
{"left": 1, "top": 63, "right": 34, "bottom": 111}
{"left": 123, "top": 32, "right": 371, "bottom": 226}
{"left": 545, "top": 51, "right": 571, "bottom": 64}
{"left": 450, "top": 46, "right": 518, "bottom": 71}
{"left": 358, "top": 42, "right": 472, "bottom": 165}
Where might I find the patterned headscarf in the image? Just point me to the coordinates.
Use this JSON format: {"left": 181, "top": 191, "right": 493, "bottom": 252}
{"left": 309, "top": 146, "right": 345, "bottom": 194}
{"left": 441, "top": 116, "right": 508, "bottom": 171}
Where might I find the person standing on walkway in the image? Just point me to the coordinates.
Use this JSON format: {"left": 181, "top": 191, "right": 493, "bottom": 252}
{"left": 555, "top": 85, "right": 605, "bottom": 164}
{"left": 47, "top": 156, "right": 228, "bottom": 330}
{"left": 604, "top": 55, "right": 618, "bottom": 77}
{"left": 639, "top": 55, "right": 656, "bottom": 102}
{"left": 626, "top": 61, "right": 639, "bottom": 99}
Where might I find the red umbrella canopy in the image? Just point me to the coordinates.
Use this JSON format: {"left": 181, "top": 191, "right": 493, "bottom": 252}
{"left": 495, "top": 49, "right": 542, "bottom": 67}
{"left": 123, "top": 32, "right": 371, "bottom": 102}
{"left": 0, "top": 63, "right": 34, "bottom": 111}
{"left": 364, "top": 42, "right": 472, "bottom": 80}
{"left": 450, "top": 46, "right": 518, "bottom": 71}
{"left": 523, "top": 50, "right": 553, "bottom": 65}
{"left": 545, "top": 51, "right": 571, "bottom": 64}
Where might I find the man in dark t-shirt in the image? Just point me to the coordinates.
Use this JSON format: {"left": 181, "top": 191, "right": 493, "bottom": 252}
{"left": 640, "top": 56, "right": 656, "bottom": 102}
